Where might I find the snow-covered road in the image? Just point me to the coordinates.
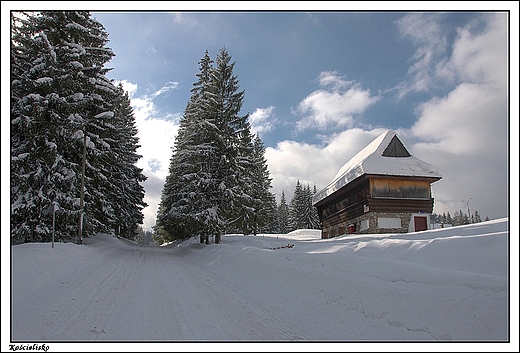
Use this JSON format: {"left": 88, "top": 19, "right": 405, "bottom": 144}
{"left": 12, "top": 235, "right": 304, "bottom": 341}
{"left": 10, "top": 219, "right": 511, "bottom": 343}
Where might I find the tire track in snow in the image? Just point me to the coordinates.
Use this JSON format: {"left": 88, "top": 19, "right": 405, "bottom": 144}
{"left": 170, "top": 254, "right": 307, "bottom": 340}
{"left": 41, "top": 245, "right": 144, "bottom": 340}
{"left": 17, "top": 235, "right": 305, "bottom": 341}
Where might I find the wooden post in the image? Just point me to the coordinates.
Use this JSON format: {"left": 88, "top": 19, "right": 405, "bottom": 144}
{"left": 78, "top": 131, "right": 86, "bottom": 245}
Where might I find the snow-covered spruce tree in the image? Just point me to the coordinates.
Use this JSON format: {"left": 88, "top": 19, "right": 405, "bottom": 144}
{"left": 157, "top": 48, "right": 272, "bottom": 243}
{"left": 310, "top": 184, "right": 320, "bottom": 229}
{"left": 287, "top": 181, "right": 320, "bottom": 231}
{"left": 230, "top": 123, "right": 256, "bottom": 234}
{"left": 473, "top": 210, "right": 482, "bottom": 223}
{"left": 104, "top": 84, "right": 147, "bottom": 239}
{"left": 250, "top": 135, "right": 277, "bottom": 234}
{"left": 303, "top": 184, "right": 320, "bottom": 229}
{"left": 11, "top": 11, "right": 146, "bottom": 242}
{"left": 289, "top": 180, "right": 305, "bottom": 231}
{"left": 208, "top": 47, "right": 252, "bottom": 243}
{"left": 11, "top": 11, "right": 65, "bottom": 242}
{"left": 229, "top": 132, "right": 276, "bottom": 235}
{"left": 11, "top": 11, "right": 92, "bottom": 241}
{"left": 156, "top": 50, "right": 221, "bottom": 243}
{"left": 154, "top": 95, "right": 197, "bottom": 242}
{"left": 277, "top": 191, "right": 290, "bottom": 234}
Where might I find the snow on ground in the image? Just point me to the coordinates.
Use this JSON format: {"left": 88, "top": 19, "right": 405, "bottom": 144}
{"left": 5, "top": 218, "right": 518, "bottom": 352}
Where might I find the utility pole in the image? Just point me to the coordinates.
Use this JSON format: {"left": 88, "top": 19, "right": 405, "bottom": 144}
{"left": 461, "top": 197, "right": 472, "bottom": 224}
{"left": 78, "top": 131, "right": 87, "bottom": 245}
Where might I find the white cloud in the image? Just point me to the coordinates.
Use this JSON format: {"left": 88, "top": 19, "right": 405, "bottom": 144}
{"left": 316, "top": 71, "right": 353, "bottom": 90}
{"left": 249, "top": 106, "right": 276, "bottom": 136}
{"left": 119, "top": 79, "right": 137, "bottom": 96}
{"left": 406, "top": 13, "right": 509, "bottom": 219}
{"left": 294, "top": 72, "right": 379, "bottom": 131}
{"left": 449, "top": 14, "right": 507, "bottom": 85}
{"left": 153, "top": 81, "right": 179, "bottom": 97}
{"left": 394, "top": 13, "right": 449, "bottom": 99}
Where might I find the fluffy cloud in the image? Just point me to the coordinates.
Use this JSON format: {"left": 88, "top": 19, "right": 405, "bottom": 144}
{"left": 294, "top": 71, "right": 379, "bottom": 131}
{"left": 394, "top": 13, "right": 449, "bottom": 99}
{"left": 406, "top": 13, "right": 509, "bottom": 218}
{"left": 249, "top": 106, "right": 276, "bottom": 137}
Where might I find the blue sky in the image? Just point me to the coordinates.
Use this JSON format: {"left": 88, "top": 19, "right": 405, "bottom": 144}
{"left": 92, "top": 11, "right": 477, "bottom": 146}
{"left": 3, "top": 3, "right": 518, "bottom": 232}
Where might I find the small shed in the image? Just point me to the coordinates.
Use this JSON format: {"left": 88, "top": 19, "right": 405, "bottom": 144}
{"left": 313, "top": 130, "right": 442, "bottom": 238}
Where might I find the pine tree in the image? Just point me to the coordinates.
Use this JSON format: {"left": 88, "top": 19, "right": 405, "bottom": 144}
{"left": 452, "top": 209, "right": 468, "bottom": 226}
{"left": 105, "top": 84, "right": 147, "bottom": 238}
{"left": 156, "top": 48, "right": 274, "bottom": 243}
{"left": 310, "top": 184, "right": 320, "bottom": 229}
{"left": 229, "top": 110, "right": 256, "bottom": 235}
{"left": 446, "top": 212, "right": 453, "bottom": 225}
{"left": 11, "top": 12, "right": 69, "bottom": 241}
{"left": 277, "top": 191, "right": 290, "bottom": 234}
{"left": 156, "top": 50, "right": 227, "bottom": 243}
{"left": 261, "top": 195, "right": 279, "bottom": 234}
{"left": 155, "top": 51, "right": 215, "bottom": 241}
{"left": 251, "top": 135, "right": 276, "bottom": 234}
{"left": 209, "top": 48, "right": 250, "bottom": 242}
{"left": 298, "top": 184, "right": 320, "bottom": 229}
{"left": 11, "top": 11, "right": 147, "bottom": 242}
{"left": 289, "top": 180, "right": 305, "bottom": 231}
{"left": 155, "top": 51, "right": 219, "bottom": 242}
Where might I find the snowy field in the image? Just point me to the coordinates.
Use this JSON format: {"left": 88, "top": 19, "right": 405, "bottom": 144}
{"left": 7, "top": 218, "right": 518, "bottom": 352}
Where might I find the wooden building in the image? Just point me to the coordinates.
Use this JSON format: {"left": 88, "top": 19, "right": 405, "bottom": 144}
{"left": 313, "top": 130, "right": 442, "bottom": 238}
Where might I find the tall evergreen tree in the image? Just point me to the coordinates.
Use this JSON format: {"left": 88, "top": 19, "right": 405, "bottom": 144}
{"left": 446, "top": 212, "right": 453, "bottom": 225}
{"left": 11, "top": 11, "right": 72, "bottom": 241}
{"left": 156, "top": 48, "right": 274, "bottom": 243}
{"left": 289, "top": 180, "right": 305, "bottom": 231}
{"left": 156, "top": 51, "right": 218, "bottom": 242}
{"left": 250, "top": 135, "right": 276, "bottom": 234}
{"left": 155, "top": 51, "right": 216, "bottom": 241}
{"left": 231, "top": 125, "right": 256, "bottom": 234}
{"left": 277, "top": 191, "right": 290, "bottom": 234}
{"left": 310, "top": 184, "right": 321, "bottom": 229}
{"left": 287, "top": 181, "right": 320, "bottom": 231}
{"left": 11, "top": 11, "right": 146, "bottom": 242}
{"left": 209, "top": 48, "right": 250, "bottom": 242}
{"left": 107, "top": 83, "right": 147, "bottom": 238}
{"left": 156, "top": 50, "right": 228, "bottom": 243}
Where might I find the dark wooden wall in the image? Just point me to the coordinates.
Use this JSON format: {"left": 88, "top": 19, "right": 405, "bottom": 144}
{"left": 315, "top": 175, "right": 438, "bottom": 230}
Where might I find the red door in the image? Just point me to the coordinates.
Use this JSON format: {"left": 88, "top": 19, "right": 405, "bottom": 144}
{"left": 414, "top": 216, "right": 428, "bottom": 232}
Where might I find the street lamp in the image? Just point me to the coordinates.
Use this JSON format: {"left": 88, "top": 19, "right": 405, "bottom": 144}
{"left": 461, "top": 198, "right": 472, "bottom": 223}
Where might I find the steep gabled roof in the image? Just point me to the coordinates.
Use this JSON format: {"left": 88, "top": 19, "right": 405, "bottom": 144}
{"left": 313, "top": 130, "right": 442, "bottom": 205}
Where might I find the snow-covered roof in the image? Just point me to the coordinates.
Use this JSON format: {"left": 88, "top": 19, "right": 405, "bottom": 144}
{"left": 313, "top": 130, "right": 442, "bottom": 205}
